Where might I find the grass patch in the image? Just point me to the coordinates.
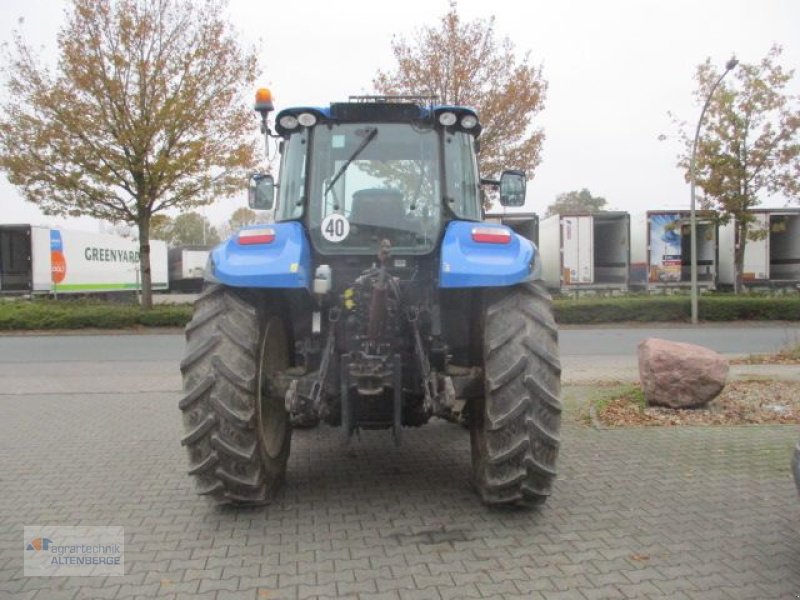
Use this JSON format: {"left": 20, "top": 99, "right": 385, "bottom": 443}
{"left": 732, "top": 341, "right": 800, "bottom": 365}
{"left": 628, "top": 385, "right": 646, "bottom": 410}
{"left": 579, "top": 383, "right": 638, "bottom": 426}
{"left": 783, "top": 344, "right": 800, "bottom": 360}
{"left": 0, "top": 298, "right": 192, "bottom": 330}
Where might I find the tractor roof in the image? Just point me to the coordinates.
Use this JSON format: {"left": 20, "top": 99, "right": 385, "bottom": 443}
{"left": 274, "top": 100, "right": 481, "bottom": 137}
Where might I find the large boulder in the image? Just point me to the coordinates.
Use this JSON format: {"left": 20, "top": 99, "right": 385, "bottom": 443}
{"left": 637, "top": 338, "right": 729, "bottom": 409}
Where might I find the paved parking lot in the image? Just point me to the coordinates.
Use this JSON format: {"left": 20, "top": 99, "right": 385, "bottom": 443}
{"left": 0, "top": 335, "right": 799, "bottom": 599}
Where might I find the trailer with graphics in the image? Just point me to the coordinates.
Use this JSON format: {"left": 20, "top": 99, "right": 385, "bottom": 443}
{"left": 629, "top": 210, "right": 719, "bottom": 290}
{"left": 718, "top": 208, "right": 800, "bottom": 289}
{"left": 0, "top": 225, "right": 168, "bottom": 295}
{"left": 538, "top": 212, "right": 630, "bottom": 291}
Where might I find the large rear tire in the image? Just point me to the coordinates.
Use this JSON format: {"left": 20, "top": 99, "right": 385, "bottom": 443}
{"left": 471, "top": 280, "right": 562, "bottom": 507}
{"left": 179, "top": 284, "right": 291, "bottom": 506}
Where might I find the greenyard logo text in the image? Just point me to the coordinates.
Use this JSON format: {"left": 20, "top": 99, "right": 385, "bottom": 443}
{"left": 84, "top": 247, "right": 140, "bottom": 263}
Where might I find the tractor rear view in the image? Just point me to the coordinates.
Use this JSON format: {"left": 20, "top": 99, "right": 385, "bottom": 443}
{"left": 179, "top": 90, "right": 561, "bottom": 507}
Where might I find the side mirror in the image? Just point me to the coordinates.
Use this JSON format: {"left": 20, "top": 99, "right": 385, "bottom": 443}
{"left": 248, "top": 173, "right": 275, "bottom": 210}
{"left": 499, "top": 170, "right": 526, "bottom": 207}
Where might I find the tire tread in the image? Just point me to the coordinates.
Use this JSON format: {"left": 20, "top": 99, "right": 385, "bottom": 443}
{"left": 179, "top": 285, "right": 289, "bottom": 506}
{"left": 472, "top": 280, "right": 562, "bottom": 507}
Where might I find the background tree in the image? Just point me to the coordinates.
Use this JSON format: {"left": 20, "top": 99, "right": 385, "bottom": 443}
{"left": 217, "top": 206, "right": 265, "bottom": 239}
{"left": 169, "top": 212, "right": 220, "bottom": 246}
{"left": 228, "top": 207, "right": 258, "bottom": 231}
{"left": 149, "top": 214, "right": 174, "bottom": 242}
{"left": 0, "top": 0, "right": 258, "bottom": 307}
{"left": 373, "top": 1, "right": 547, "bottom": 186}
{"left": 676, "top": 45, "right": 800, "bottom": 292}
{"left": 545, "top": 188, "right": 607, "bottom": 217}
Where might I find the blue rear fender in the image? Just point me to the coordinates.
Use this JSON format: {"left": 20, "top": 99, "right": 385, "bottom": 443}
{"left": 439, "top": 221, "right": 538, "bottom": 288}
{"left": 208, "top": 222, "right": 312, "bottom": 289}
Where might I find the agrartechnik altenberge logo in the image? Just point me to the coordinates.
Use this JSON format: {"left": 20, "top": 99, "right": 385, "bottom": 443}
{"left": 24, "top": 526, "right": 124, "bottom": 576}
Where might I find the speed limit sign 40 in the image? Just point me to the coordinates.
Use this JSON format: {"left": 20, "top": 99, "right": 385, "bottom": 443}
{"left": 321, "top": 214, "right": 350, "bottom": 242}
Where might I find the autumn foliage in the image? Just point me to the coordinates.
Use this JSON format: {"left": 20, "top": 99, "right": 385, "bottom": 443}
{"left": 677, "top": 45, "right": 800, "bottom": 291}
{"left": 0, "top": 0, "right": 258, "bottom": 307}
{"left": 373, "top": 2, "right": 547, "bottom": 183}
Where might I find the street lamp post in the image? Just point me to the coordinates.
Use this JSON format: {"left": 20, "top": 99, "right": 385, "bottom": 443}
{"left": 689, "top": 56, "right": 738, "bottom": 324}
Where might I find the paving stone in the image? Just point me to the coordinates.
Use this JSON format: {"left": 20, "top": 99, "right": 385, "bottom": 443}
{"left": 174, "top": 592, "right": 217, "bottom": 600}
{"left": 297, "top": 582, "right": 338, "bottom": 598}
{"left": 616, "top": 581, "right": 663, "bottom": 598}
{"left": 397, "top": 589, "right": 441, "bottom": 600}
{"left": 215, "top": 591, "right": 258, "bottom": 600}
{"left": 30, "top": 590, "right": 79, "bottom": 600}
{"left": 197, "top": 577, "right": 240, "bottom": 593}
{"left": 377, "top": 575, "right": 416, "bottom": 592}
{"left": 577, "top": 586, "right": 626, "bottom": 600}
{"left": 278, "top": 572, "right": 316, "bottom": 588}
{"left": 337, "top": 579, "right": 378, "bottom": 595}
{"left": 115, "top": 582, "right": 160, "bottom": 599}
{"left": 74, "top": 584, "right": 121, "bottom": 599}
{"left": 237, "top": 575, "right": 279, "bottom": 591}
{"left": 157, "top": 580, "right": 200, "bottom": 596}
{"left": 360, "top": 592, "right": 401, "bottom": 600}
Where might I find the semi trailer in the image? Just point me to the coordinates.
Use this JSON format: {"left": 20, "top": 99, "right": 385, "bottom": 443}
{"left": 630, "top": 210, "right": 719, "bottom": 290}
{"left": 538, "top": 212, "right": 630, "bottom": 291}
{"left": 718, "top": 208, "right": 800, "bottom": 288}
{"left": 168, "top": 246, "right": 211, "bottom": 292}
{"left": 0, "top": 225, "right": 168, "bottom": 295}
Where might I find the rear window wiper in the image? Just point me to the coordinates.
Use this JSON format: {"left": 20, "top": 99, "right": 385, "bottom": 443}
{"left": 323, "top": 127, "right": 378, "bottom": 198}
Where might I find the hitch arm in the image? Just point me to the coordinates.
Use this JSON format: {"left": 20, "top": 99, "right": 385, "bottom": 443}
{"left": 408, "top": 308, "right": 437, "bottom": 413}
{"left": 309, "top": 309, "right": 338, "bottom": 412}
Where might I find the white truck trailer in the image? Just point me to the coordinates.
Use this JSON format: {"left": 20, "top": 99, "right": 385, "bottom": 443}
{"left": 168, "top": 246, "right": 211, "bottom": 292}
{"left": 0, "top": 225, "right": 168, "bottom": 295}
{"left": 538, "top": 212, "right": 630, "bottom": 292}
{"left": 629, "top": 210, "right": 718, "bottom": 291}
{"left": 718, "top": 208, "right": 800, "bottom": 289}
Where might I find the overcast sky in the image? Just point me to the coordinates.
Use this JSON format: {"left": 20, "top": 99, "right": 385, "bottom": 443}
{"left": 1, "top": 0, "right": 799, "bottom": 232}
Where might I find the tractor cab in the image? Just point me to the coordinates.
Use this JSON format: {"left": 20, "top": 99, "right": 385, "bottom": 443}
{"left": 249, "top": 95, "right": 524, "bottom": 256}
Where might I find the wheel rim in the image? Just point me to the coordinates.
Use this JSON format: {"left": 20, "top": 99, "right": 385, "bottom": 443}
{"left": 257, "top": 316, "right": 290, "bottom": 460}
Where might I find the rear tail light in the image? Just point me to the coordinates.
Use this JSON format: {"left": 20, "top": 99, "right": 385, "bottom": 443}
{"left": 471, "top": 226, "right": 511, "bottom": 244}
{"left": 238, "top": 227, "right": 276, "bottom": 245}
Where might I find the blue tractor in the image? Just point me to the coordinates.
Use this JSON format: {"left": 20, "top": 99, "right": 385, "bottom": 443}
{"left": 180, "top": 90, "right": 561, "bottom": 507}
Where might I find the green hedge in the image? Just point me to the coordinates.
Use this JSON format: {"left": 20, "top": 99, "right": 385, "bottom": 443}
{"left": 0, "top": 299, "right": 192, "bottom": 330}
{"left": 0, "top": 293, "right": 797, "bottom": 330}
{"left": 553, "top": 294, "right": 800, "bottom": 324}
